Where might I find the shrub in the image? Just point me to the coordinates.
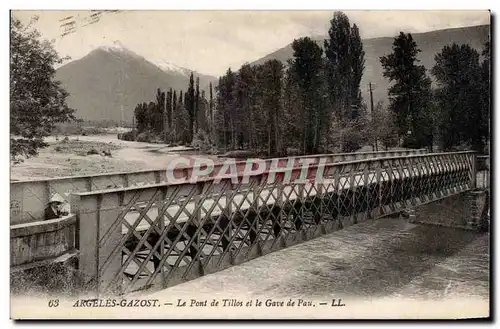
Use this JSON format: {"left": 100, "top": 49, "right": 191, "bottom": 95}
{"left": 191, "top": 131, "right": 213, "bottom": 152}
{"left": 118, "top": 130, "right": 137, "bottom": 141}
{"left": 136, "top": 131, "right": 154, "bottom": 142}
{"left": 286, "top": 147, "right": 301, "bottom": 156}
{"left": 341, "top": 129, "right": 364, "bottom": 153}
{"left": 402, "top": 134, "right": 421, "bottom": 149}
{"left": 222, "top": 150, "right": 259, "bottom": 159}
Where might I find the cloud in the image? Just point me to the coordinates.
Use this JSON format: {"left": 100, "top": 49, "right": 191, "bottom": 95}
{"left": 12, "top": 10, "right": 490, "bottom": 76}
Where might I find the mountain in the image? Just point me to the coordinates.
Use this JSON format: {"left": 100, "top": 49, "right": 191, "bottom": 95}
{"left": 250, "top": 24, "right": 490, "bottom": 108}
{"left": 55, "top": 41, "right": 218, "bottom": 122}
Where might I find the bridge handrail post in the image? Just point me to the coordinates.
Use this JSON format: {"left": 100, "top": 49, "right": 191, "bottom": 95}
{"left": 375, "top": 165, "right": 382, "bottom": 214}
{"left": 71, "top": 193, "right": 99, "bottom": 295}
{"left": 72, "top": 191, "right": 123, "bottom": 297}
{"left": 192, "top": 181, "right": 206, "bottom": 263}
{"left": 225, "top": 180, "right": 234, "bottom": 250}
{"left": 471, "top": 152, "right": 477, "bottom": 190}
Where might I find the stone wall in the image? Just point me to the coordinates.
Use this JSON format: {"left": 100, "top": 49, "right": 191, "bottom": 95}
{"left": 410, "top": 190, "right": 489, "bottom": 231}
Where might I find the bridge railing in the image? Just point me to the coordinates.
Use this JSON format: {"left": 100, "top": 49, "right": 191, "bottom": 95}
{"left": 10, "top": 149, "right": 426, "bottom": 224}
{"left": 71, "top": 151, "right": 473, "bottom": 296}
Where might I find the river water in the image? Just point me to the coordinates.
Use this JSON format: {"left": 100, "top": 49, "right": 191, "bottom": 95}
{"left": 146, "top": 215, "right": 490, "bottom": 318}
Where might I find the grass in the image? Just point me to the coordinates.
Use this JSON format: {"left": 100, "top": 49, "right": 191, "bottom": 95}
{"left": 10, "top": 261, "right": 82, "bottom": 297}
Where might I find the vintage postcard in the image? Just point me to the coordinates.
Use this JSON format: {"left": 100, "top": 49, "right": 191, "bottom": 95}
{"left": 9, "top": 9, "right": 491, "bottom": 320}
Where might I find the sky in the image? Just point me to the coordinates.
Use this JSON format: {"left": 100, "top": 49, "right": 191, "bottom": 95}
{"left": 12, "top": 10, "right": 490, "bottom": 77}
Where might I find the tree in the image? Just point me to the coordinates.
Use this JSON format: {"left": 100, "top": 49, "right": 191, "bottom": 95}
{"left": 209, "top": 82, "right": 214, "bottom": 132}
{"left": 166, "top": 88, "right": 173, "bottom": 132}
{"left": 154, "top": 88, "right": 165, "bottom": 135}
{"left": 172, "top": 90, "right": 177, "bottom": 116}
{"left": 215, "top": 68, "right": 236, "bottom": 149}
{"left": 291, "top": 37, "right": 325, "bottom": 154}
{"left": 260, "top": 60, "right": 284, "bottom": 156}
{"left": 185, "top": 73, "right": 195, "bottom": 141}
{"left": 195, "top": 77, "right": 201, "bottom": 133}
{"left": 324, "top": 12, "right": 365, "bottom": 121}
{"left": 232, "top": 64, "right": 257, "bottom": 150}
{"left": 282, "top": 59, "right": 304, "bottom": 153}
{"left": 480, "top": 41, "right": 491, "bottom": 153}
{"left": 134, "top": 102, "right": 148, "bottom": 132}
{"left": 431, "top": 43, "right": 486, "bottom": 151}
{"left": 380, "top": 32, "right": 433, "bottom": 148}
{"left": 146, "top": 101, "right": 156, "bottom": 131}
{"left": 349, "top": 24, "right": 365, "bottom": 114}
{"left": 368, "top": 101, "right": 398, "bottom": 150}
{"left": 248, "top": 64, "right": 267, "bottom": 152}
{"left": 169, "top": 90, "right": 177, "bottom": 142}
{"left": 10, "top": 16, "right": 76, "bottom": 160}
{"left": 175, "top": 90, "right": 189, "bottom": 143}
{"left": 198, "top": 90, "right": 208, "bottom": 134}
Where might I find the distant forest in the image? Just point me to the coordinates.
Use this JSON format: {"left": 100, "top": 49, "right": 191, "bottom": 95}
{"left": 125, "top": 11, "right": 490, "bottom": 156}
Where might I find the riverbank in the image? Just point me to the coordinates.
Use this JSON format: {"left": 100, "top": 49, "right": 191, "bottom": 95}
{"left": 10, "top": 134, "right": 219, "bottom": 180}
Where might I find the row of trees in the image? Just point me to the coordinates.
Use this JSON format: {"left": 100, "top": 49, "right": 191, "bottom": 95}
{"left": 132, "top": 12, "right": 369, "bottom": 156}
{"left": 211, "top": 15, "right": 490, "bottom": 155}
{"left": 132, "top": 74, "right": 214, "bottom": 144}
{"left": 131, "top": 12, "right": 490, "bottom": 156}
{"left": 214, "top": 12, "right": 366, "bottom": 156}
{"left": 381, "top": 32, "right": 490, "bottom": 152}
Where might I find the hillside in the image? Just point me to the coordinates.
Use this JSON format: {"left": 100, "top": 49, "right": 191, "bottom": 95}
{"left": 55, "top": 42, "right": 218, "bottom": 122}
{"left": 250, "top": 24, "right": 490, "bottom": 107}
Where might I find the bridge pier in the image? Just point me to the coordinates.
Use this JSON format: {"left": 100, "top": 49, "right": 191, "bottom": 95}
{"left": 409, "top": 190, "right": 489, "bottom": 231}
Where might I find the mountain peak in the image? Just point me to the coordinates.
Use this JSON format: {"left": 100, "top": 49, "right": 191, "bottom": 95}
{"left": 154, "top": 60, "right": 192, "bottom": 76}
{"left": 55, "top": 42, "right": 218, "bottom": 122}
{"left": 94, "top": 43, "right": 191, "bottom": 76}
{"left": 98, "top": 40, "right": 129, "bottom": 53}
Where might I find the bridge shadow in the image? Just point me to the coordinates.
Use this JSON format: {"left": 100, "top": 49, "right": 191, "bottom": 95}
{"left": 269, "top": 217, "right": 486, "bottom": 299}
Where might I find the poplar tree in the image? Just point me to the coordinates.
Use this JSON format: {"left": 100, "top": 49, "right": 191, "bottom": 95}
{"left": 432, "top": 43, "right": 486, "bottom": 151}
{"left": 185, "top": 73, "right": 195, "bottom": 141}
{"left": 324, "top": 12, "right": 365, "bottom": 121}
{"left": 380, "top": 32, "right": 433, "bottom": 148}
{"left": 291, "top": 37, "right": 325, "bottom": 154}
